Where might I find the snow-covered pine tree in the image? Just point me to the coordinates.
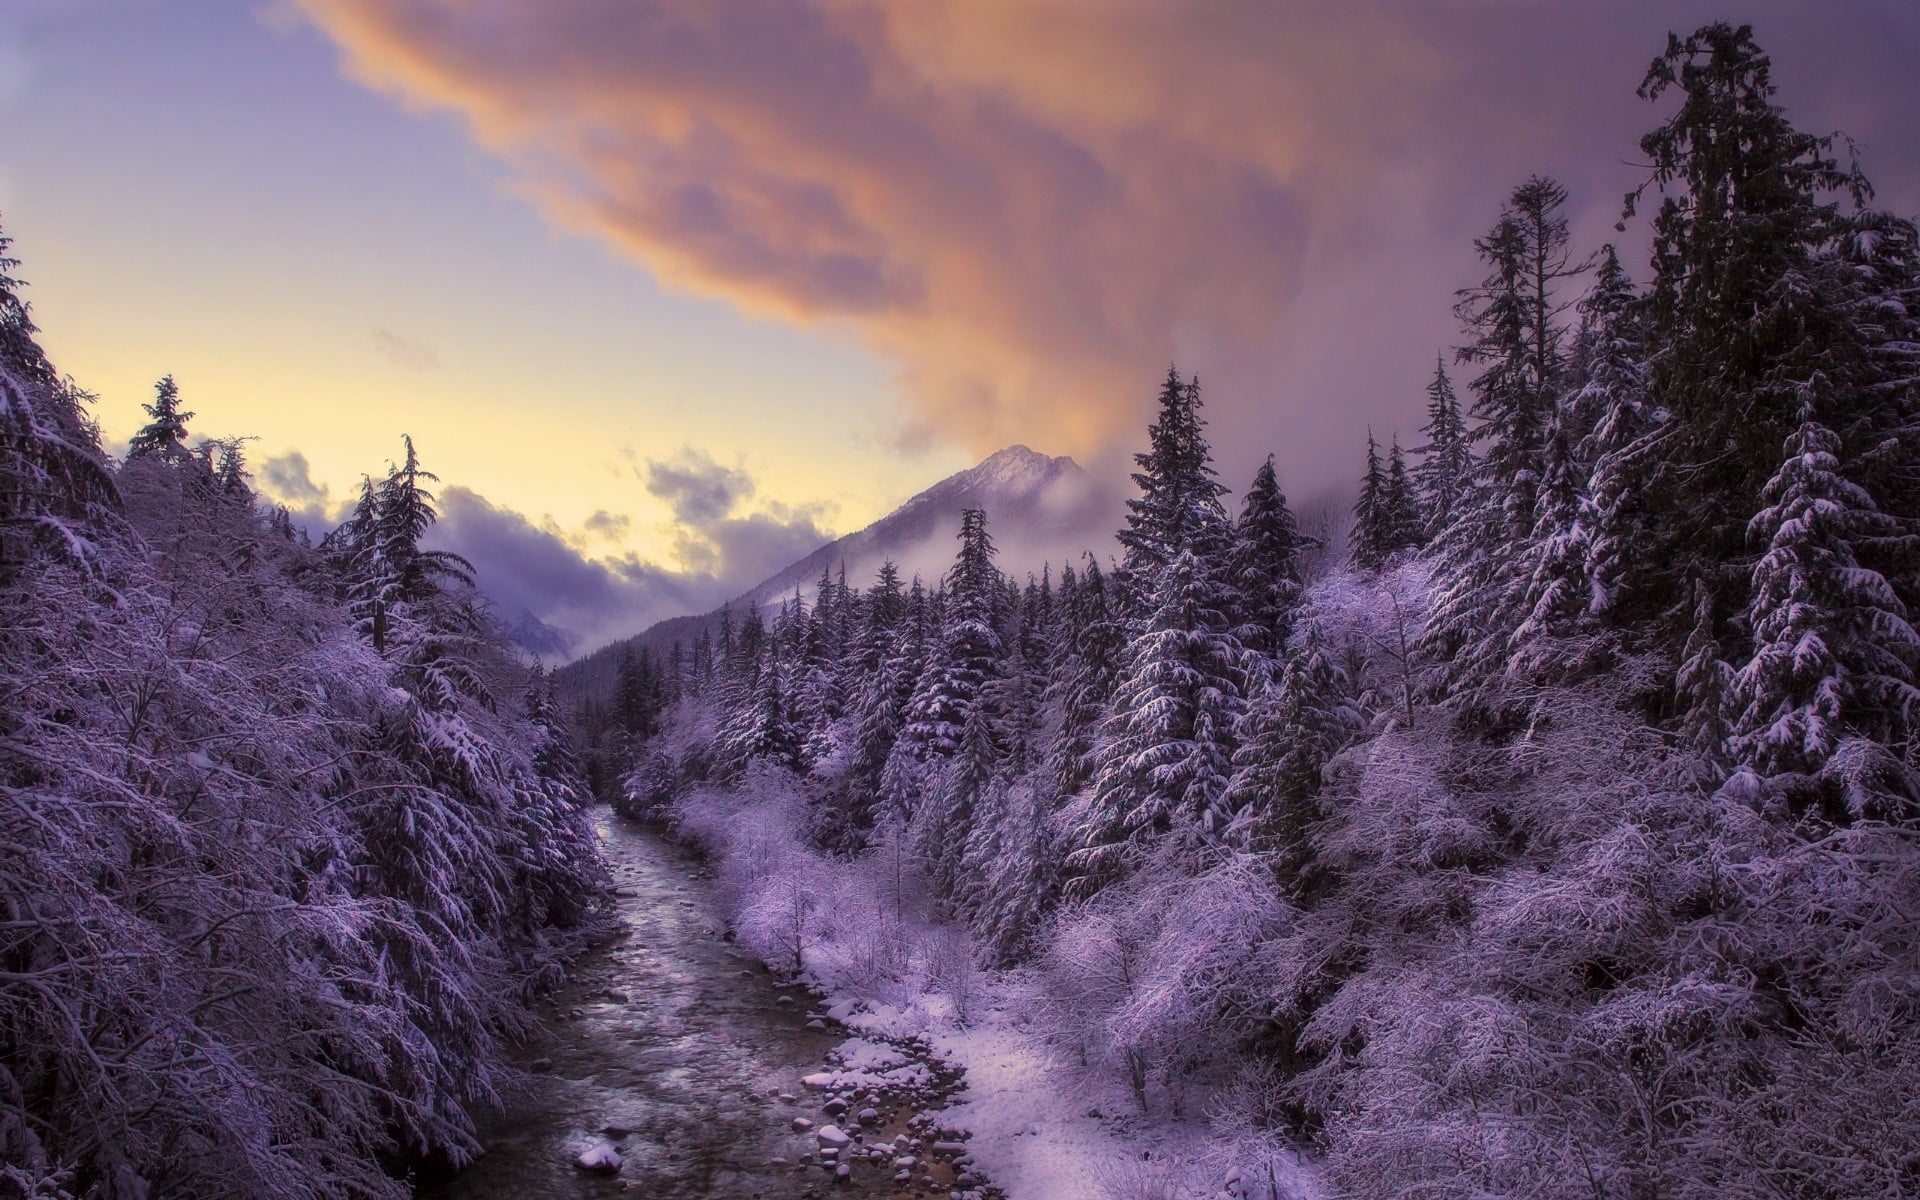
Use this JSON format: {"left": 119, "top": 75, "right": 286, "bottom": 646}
{"left": 1729, "top": 418, "right": 1920, "bottom": 786}
{"left": 213, "top": 438, "right": 252, "bottom": 500}
{"left": 1222, "top": 626, "right": 1362, "bottom": 891}
{"left": 797, "top": 566, "right": 845, "bottom": 766}
{"left": 1067, "top": 549, "right": 1246, "bottom": 895}
{"left": 890, "top": 509, "right": 1003, "bottom": 790}
{"left": 1574, "top": 244, "right": 1657, "bottom": 620}
{"left": 1508, "top": 412, "right": 1600, "bottom": 679}
{"left": 125, "top": 374, "right": 195, "bottom": 463}
{"left": 1624, "top": 22, "right": 1896, "bottom": 677}
{"left": 1412, "top": 357, "right": 1472, "bottom": 541}
{"left": 1116, "top": 367, "right": 1230, "bottom": 611}
{"left": 0, "top": 219, "right": 115, "bottom": 573}
{"left": 865, "top": 575, "right": 937, "bottom": 826}
{"left": 919, "top": 695, "right": 999, "bottom": 910}
{"left": 1424, "top": 178, "right": 1578, "bottom": 716}
{"left": 1229, "top": 455, "right": 1305, "bottom": 663}
{"left": 740, "top": 651, "right": 805, "bottom": 772}
{"left": 1676, "top": 578, "right": 1734, "bottom": 775}
{"left": 1382, "top": 436, "right": 1424, "bottom": 556}
{"left": 1045, "top": 554, "right": 1124, "bottom": 797}
{"left": 1351, "top": 428, "right": 1389, "bottom": 572}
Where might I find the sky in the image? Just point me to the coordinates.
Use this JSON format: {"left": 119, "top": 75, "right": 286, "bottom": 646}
{"left": 3, "top": 0, "right": 1918, "bottom": 652}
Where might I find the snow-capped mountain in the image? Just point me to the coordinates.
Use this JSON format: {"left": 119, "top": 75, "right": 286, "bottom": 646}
{"left": 558, "top": 445, "right": 1095, "bottom": 698}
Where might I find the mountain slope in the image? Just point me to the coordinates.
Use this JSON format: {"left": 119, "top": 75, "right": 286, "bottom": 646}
{"left": 558, "top": 445, "right": 1094, "bottom": 701}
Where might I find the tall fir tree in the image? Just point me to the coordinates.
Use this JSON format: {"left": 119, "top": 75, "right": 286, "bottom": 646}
{"left": 1575, "top": 244, "right": 1657, "bottom": 619}
{"left": 1413, "top": 357, "right": 1472, "bottom": 541}
{"left": 1351, "top": 429, "right": 1389, "bottom": 572}
{"left": 1117, "top": 366, "right": 1230, "bottom": 607}
{"left": 1046, "top": 554, "right": 1124, "bottom": 797}
{"left": 1729, "top": 419, "right": 1920, "bottom": 783}
{"left": 1622, "top": 22, "right": 1902, "bottom": 681}
{"left": 125, "top": 375, "right": 195, "bottom": 464}
{"left": 1424, "top": 178, "right": 1579, "bottom": 715}
{"left": 0, "top": 217, "right": 115, "bottom": 571}
{"left": 1381, "top": 436, "right": 1424, "bottom": 556}
{"left": 1227, "top": 456, "right": 1305, "bottom": 662}
{"left": 1067, "top": 550, "right": 1246, "bottom": 894}
{"left": 888, "top": 511, "right": 1003, "bottom": 809}
{"left": 1221, "top": 627, "right": 1363, "bottom": 891}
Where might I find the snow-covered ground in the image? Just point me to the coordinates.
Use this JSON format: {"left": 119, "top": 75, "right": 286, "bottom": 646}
{"left": 671, "top": 771, "right": 1323, "bottom": 1200}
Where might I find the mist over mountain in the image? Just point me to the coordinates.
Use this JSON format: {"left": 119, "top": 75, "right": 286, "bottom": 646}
{"left": 557, "top": 445, "right": 1100, "bottom": 700}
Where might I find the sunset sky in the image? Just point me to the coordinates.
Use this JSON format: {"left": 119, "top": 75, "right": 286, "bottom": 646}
{"left": 4, "top": 0, "right": 1918, "bottom": 646}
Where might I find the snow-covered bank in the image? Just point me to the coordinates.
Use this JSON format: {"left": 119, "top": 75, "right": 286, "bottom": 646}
{"left": 670, "top": 769, "right": 1322, "bottom": 1200}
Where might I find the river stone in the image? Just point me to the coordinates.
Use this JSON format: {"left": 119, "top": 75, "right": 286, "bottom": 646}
{"left": 858, "top": 1107, "right": 879, "bottom": 1121}
{"left": 815, "top": 1123, "right": 851, "bottom": 1149}
{"left": 806, "top": 1018, "right": 826, "bottom": 1029}
{"left": 574, "top": 1142, "right": 622, "bottom": 1175}
{"left": 835, "top": 1163, "right": 851, "bottom": 1180}
{"left": 776, "top": 994, "right": 795, "bottom": 1006}
{"left": 823, "top": 1097, "right": 848, "bottom": 1115}
{"left": 792, "top": 1116, "right": 814, "bottom": 1131}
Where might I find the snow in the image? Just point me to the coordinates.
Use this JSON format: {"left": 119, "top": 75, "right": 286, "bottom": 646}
{"left": 926, "top": 1019, "right": 1132, "bottom": 1200}
{"left": 676, "top": 776, "right": 1324, "bottom": 1200}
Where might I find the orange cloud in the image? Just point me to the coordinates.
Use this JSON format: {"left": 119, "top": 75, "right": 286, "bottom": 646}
{"left": 292, "top": 0, "right": 1920, "bottom": 487}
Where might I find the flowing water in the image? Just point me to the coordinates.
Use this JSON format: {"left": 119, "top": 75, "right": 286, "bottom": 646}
{"left": 418, "top": 814, "right": 847, "bottom": 1199}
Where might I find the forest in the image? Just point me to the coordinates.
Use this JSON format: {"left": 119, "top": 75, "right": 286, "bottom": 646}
{"left": 3, "top": 19, "right": 1918, "bottom": 1200}
{"left": 592, "top": 25, "right": 1920, "bottom": 1200}
{"left": 0, "top": 246, "right": 609, "bottom": 1192}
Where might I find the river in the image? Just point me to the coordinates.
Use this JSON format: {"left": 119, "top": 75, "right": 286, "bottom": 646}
{"left": 418, "top": 814, "right": 980, "bottom": 1199}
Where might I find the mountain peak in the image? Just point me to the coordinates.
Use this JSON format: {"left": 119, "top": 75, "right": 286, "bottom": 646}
{"left": 952, "top": 444, "right": 1080, "bottom": 495}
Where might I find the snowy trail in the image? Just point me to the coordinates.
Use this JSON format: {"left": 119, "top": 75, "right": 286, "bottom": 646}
{"left": 418, "top": 814, "right": 847, "bottom": 1198}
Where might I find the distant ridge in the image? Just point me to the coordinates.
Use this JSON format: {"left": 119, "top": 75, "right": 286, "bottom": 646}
{"left": 557, "top": 445, "right": 1092, "bottom": 702}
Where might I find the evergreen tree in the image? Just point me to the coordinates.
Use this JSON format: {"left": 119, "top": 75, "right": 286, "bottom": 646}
{"left": 1221, "top": 627, "right": 1362, "bottom": 890}
{"left": 213, "top": 438, "right": 252, "bottom": 499}
{"left": 1456, "top": 177, "right": 1577, "bottom": 545}
{"left": 918, "top": 699, "right": 998, "bottom": 908}
{"left": 1575, "top": 245, "right": 1657, "bottom": 618}
{"left": 0, "top": 214, "right": 55, "bottom": 386}
{"left": 1509, "top": 414, "right": 1598, "bottom": 677}
{"left": 1117, "top": 367, "right": 1230, "bottom": 600}
{"left": 1046, "top": 555, "right": 1124, "bottom": 796}
{"left": 1413, "top": 357, "right": 1472, "bottom": 540}
{"left": 1351, "top": 428, "right": 1389, "bottom": 572}
{"left": 126, "top": 375, "right": 195, "bottom": 463}
{"left": 1729, "top": 419, "right": 1920, "bottom": 780}
{"left": 1424, "top": 178, "right": 1579, "bottom": 714}
{"left": 1229, "top": 455, "right": 1305, "bottom": 660}
{"left": 1676, "top": 578, "right": 1734, "bottom": 774}
{"left": 893, "top": 510, "right": 1003, "bottom": 774}
{"left": 1382, "top": 436, "right": 1424, "bottom": 555}
{"left": 739, "top": 657, "right": 803, "bottom": 772}
{"left": 0, "top": 219, "right": 115, "bottom": 571}
{"left": 1623, "top": 22, "right": 1895, "bottom": 671}
{"left": 1068, "top": 550, "right": 1245, "bottom": 894}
